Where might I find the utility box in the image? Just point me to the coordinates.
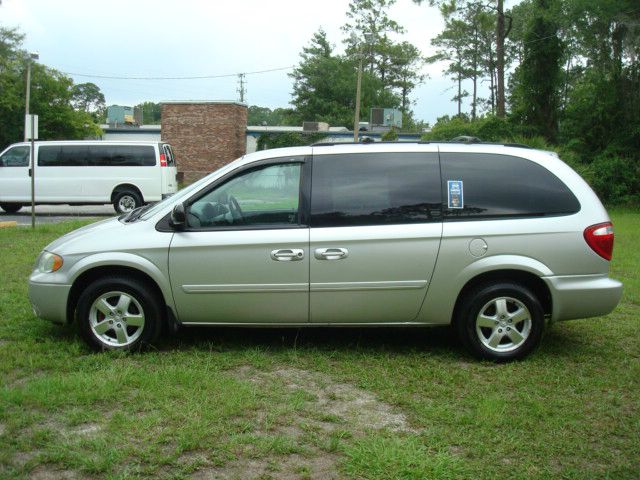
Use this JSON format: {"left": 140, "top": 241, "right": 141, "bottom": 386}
{"left": 107, "top": 105, "right": 136, "bottom": 125}
{"left": 370, "top": 108, "right": 402, "bottom": 129}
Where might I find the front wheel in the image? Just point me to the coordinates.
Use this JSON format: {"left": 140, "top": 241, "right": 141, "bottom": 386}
{"left": 0, "top": 203, "right": 22, "bottom": 213}
{"left": 455, "top": 282, "right": 545, "bottom": 362}
{"left": 76, "top": 276, "right": 162, "bottom": 351}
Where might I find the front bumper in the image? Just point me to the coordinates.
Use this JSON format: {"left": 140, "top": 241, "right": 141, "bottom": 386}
{"left": 543, "top": 274, "right": 623, "bottom": 321}
{"left": 28, "top": 280, "right": 71, "bottom": 325}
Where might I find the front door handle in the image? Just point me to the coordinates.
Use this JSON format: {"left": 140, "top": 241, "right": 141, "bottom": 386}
{"left": 314, "top": 248, "right": 349, "bottom": 260}
{"left": 271, "top": 249, "right": 304, "bottom": 261}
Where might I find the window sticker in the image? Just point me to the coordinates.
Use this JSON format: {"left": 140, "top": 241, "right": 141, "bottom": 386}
{"left": 447, "top": 180, "right": 464, "bottom": 209}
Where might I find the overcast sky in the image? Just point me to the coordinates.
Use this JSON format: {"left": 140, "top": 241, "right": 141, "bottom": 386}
{"left": 1, "top": 0, "right": 518, "bottom": 125}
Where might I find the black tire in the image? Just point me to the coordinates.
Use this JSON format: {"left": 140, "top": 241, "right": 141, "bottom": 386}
{"left": 76, "top": 276, "right": 163, "bottom": 351}
{"left": 113, "top": 189, "right": 142, "bottom": 214}
{"left": 0, "top": 203, "right": 22, "bottom": 213}
{"left": 455, "top": 282, "right": 545, "bottom": 362}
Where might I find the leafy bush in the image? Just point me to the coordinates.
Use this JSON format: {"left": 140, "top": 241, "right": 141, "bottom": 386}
{"left": 381, "top": 128, "right": 399, "bottom": 141}
{"left": 422, "top": 115, "right": 518, "bottom": 142}
{"left": 584, "top": 151, "right": 640, "bottom": 205}
{"left": 256, "top": 132, "right": 328, "bottom": 150}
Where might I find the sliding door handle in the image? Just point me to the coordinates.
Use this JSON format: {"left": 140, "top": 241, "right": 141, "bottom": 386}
{"left": 314, "top": 248, "right": 348, "bottom": 260}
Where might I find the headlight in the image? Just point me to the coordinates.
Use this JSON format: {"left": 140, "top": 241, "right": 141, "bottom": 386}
{"left": 38, "top": 252, "right": 63, "bottom": 273}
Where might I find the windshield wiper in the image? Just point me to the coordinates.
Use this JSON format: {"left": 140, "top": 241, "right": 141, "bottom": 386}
{"left": 123, "top": 205, "right": 150, "bottom": 223}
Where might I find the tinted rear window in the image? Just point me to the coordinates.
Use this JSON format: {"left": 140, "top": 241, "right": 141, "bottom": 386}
{"left": 311, "top": 152, "right": 441, "bottom": 227}
{"left": 39, "top": 145, "right": 156, "bottom": 167}
{"left": 440, "top": 153, "right": 580, "bottom": 219}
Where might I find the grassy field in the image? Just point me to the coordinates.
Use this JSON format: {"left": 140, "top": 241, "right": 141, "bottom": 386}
{"left": 0, "top": 212, "right": 638, "bottom": 479}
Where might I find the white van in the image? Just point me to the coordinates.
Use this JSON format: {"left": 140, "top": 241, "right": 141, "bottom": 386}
{"left": 0, "top": 141, "right": 178, "bottom": 214}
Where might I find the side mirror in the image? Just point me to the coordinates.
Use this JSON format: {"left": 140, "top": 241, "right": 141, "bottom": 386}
{"left": 169, "top": 203, "right": 186, "bottom": 230}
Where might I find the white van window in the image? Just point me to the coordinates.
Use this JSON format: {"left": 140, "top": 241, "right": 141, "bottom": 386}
{"left": 0, "top": 146, "right": 30, "bottom": 167}
{"left": 162, "top": 144, "right": 176, "bottom": 166}
{"left": 38, "top": 145, "right": 156, "bottom": 167}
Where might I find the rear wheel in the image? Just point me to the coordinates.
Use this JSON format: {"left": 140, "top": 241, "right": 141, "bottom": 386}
{"left": 0, "top": 203, "right": 22, "bottom": 213}
{"left": 456, "top": 282, "right": 544, "bottom": 361}
{"left": 76, "top": 276, "right": 162, "bottom": 351}
{"left": 113, "top": 189, "right": 142, "bottom": 214}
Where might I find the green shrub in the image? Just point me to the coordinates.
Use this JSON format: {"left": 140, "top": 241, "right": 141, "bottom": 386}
{"left": 257, "top": 132, "right": 327, "bottom": 150}
{"left": 422, "top": 115, "right": 520, "bottom": 142}
{"left": 381, "top": 128, "right": 399, "bottom": 141}
{"left": 586, "top": 151, "right": 640, "bottom": 205}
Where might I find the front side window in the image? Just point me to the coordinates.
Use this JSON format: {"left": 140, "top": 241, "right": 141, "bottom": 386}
{"left": 0, "top": 146, "right": 30, "bottom": 167}
{"left": 311, "top": 153, "right": 441, "bottom": 227}
{"left": 187, "top": 162, "right": 302, "bottom": 229}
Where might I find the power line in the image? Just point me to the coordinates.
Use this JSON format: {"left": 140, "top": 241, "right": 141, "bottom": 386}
{"left": 61, "top": 65, "right": 295, "bottom": 81}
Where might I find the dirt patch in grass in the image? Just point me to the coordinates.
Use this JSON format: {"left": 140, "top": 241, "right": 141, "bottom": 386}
{"left": 237, "top": 366, "right": 413, "bottom": 434}
{"left": 191, "top": 452, "right": 340, "bottom": 480}
{"left": 28, "top": 464, "right": 80, "bottom": 479}
{"left": 195, "top": 366, "right": 415, "bottom": 479}
{"left": 68, "top": 422, "right": 101, "bottom": 437}
{"left": 13, "top": 450, "right": 39, "bottom": 467}
{"left": 4, "top": 368, "right": 46, "bottom": 389}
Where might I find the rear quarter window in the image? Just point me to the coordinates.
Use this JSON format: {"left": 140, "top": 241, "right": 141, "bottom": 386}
{"left": 440, "top": 153, "right": 580, "bottom": 220}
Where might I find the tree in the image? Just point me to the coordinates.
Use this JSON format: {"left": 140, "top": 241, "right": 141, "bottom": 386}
{"left": 290, "top": 29, "right": 399, "bottom": 128}
{"left": 247, "top": 106, "right": 297, "bottom": 126}
{"left": 386, "top": 41, "right": 426, "bottom": 114}
{"left": 0, "top": 26, "right": 101, "bottom": 149}
{"left": 416, "top": 0, "right": 509, "bottom": 117}
{"left": 71, "top": 82, "right": 106, "bottom": 121}
{"left": 134, "top": 101, "right": 162, "bottom": 124}
{"left": 342, "top": 0, "right": 405, "bottom": 72}
{"left": 429, "top": 17, "right": 472, "bottom": 116}
{"left": 342, "top": 0, "right": 424, "bottom": 120}
{"left": 510, "top": 0, "right": 563, "bottom": 142}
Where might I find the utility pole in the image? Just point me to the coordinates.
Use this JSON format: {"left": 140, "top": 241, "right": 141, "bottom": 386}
{"left": 496, "top": 0, "right": 506, "bottom": 117}
{"left": 237, "top": 73, "right": 246, "bottom": 103}
{"left": 353, "top": 33, "right": 374, "bottom": 142}
{"left": 354, "top": 43, "right": 364, "bottom": 142}
{"left": 24, "top": 52, "right": 39, "bottom": 141}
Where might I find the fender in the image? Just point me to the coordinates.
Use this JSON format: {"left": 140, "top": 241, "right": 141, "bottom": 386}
{"left": 418, "top": 254, "right": 553, "bottom": 325}
{"left": 457, "top": 254, "right": 553, "bottom": 280}
{"left": 68, "top": 252, "right": 175, "bottom": 310}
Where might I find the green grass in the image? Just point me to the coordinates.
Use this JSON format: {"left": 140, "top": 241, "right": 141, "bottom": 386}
{"left": 0, "top": 213, "right": 639, "bottom": 479}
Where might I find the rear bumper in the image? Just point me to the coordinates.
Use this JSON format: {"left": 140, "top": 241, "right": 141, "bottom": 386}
{"left": 543, "top": 274, "right": 623, "bottom": 321}
{"left": 28, "top": 280, "right": 71, "bottom": 325}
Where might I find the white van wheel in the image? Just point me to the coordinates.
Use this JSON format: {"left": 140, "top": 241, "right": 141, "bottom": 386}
{"left": 113, "top": 190, "right": 142, "bottom": 214}
{"left": 0, "top": 203, "right": 23, "bottom": 213}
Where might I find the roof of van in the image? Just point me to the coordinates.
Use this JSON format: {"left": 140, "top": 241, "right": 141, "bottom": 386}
{"left": 10, "top": 140, "right": 165, "bottom": 146}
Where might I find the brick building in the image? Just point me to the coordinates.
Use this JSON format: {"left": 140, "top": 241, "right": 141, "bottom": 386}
{"left": 160, "top": 101, "right": 247, "bottom": 183}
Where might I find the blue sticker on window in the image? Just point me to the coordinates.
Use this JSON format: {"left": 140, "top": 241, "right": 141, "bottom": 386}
{"left": 447, "top": 180, "right": 463, "bottom": 209}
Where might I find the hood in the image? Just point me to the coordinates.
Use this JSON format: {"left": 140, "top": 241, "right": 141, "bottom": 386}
{"left": 44, "top": 217, "right": 124, "bottom": 254}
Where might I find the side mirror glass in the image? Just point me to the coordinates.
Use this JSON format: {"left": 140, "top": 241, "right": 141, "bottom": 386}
{"left": 170, "top": 203, "right": 186, "bottom": 230}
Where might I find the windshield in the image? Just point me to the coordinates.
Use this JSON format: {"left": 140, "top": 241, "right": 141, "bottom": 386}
{"left": 139, "top": 158, "right": 244, "bottom": 220}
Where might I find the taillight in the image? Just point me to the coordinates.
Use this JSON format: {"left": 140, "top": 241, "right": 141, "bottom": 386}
{"left": 584, "top": 222, "right": 614, "bottom": 261}
{"left": 160, "top": 153, "right": 167, "bottom": 167}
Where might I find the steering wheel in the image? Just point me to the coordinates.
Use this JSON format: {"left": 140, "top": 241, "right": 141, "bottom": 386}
{"left": 228, "top": 195, "right": 244, "bottom": 223}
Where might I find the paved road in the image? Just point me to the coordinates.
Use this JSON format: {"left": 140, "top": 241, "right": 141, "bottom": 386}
{"left": 0, "top": 205, "right": 115, "bottom": 225}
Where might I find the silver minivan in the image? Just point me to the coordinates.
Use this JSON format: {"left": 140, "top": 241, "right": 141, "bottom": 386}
{"left": 28, "top": 143, "right": 623, "bottom": 360}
